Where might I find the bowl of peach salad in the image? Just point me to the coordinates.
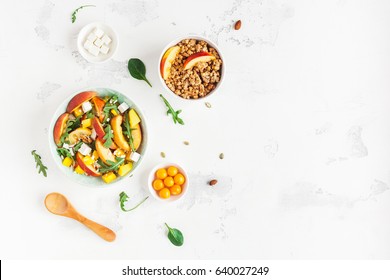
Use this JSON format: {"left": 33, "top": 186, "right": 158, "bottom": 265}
{"left": 49, "top": 89, "right": 147, "bottom": 186}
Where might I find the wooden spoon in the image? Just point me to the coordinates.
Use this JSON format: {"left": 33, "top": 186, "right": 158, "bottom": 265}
{"left": 44, "top": 192, "right": 116, "bottom": 242}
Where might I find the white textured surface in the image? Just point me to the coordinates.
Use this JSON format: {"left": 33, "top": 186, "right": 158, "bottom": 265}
{"left": 1, "top": 0, "right": 390, "bottom": 259}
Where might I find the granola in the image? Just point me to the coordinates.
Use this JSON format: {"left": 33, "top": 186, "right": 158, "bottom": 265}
{"left": 162, "top": 39, "right": 223, "bottom": 99}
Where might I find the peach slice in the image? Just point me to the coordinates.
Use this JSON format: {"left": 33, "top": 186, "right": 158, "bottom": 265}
{"left": 111, "top": 115, "right": 130, "bottom": 152}
{"left": 183, "top": 52, "right": 215, "bottom": 70}
{"left": 76, "top": 152, "right": 100, "bottom": 177}
{"left": 95, "top": 138, "right": 116, "bottom": 164}
{"left": 68, "top": 128, "right": 92, "bottom": 145}
{"left": 131, "top": 123, "right": 142, "bottom": 151}
{"left": 92, "top": 117, "right": 117, "bottom": 149}
{"left": 160, "top": 46, "right": 180, "bottom": 80}
{"left": 92, "top": 117, "right": 105, "bottom": 139}
{"left": 53, "top": 113, "right": 69, "bottom": 147}
{"left": 66, "top": 91, "right": 97, "bottom": 113}
{"left": 92, "top": 97, "right": 106, "bottom": 122}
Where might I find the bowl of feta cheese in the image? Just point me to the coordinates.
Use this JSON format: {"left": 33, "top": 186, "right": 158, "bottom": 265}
{"left": 77, "top": 22, "right": 118, "bottom": 63}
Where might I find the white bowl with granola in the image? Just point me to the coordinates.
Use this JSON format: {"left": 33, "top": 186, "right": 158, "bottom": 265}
{"left": 158, "top": 35, "right": 225, "bottom": 100}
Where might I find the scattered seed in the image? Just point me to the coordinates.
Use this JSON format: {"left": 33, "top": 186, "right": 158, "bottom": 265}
{"left": 234, "top": 20, "right": 242, "bottom": 30}
{"left": 183, "top": 141, "right": 190, "bottom": 145}
{"left": 160, "top": 152, "right": 166, "bottom": 158}
{"left": 209, "top": 179, "right": 218, "bottom": 186}
{"left": 219, "top": 153, "right": 224, "bottom": 159}
{"left": 205, "top": 102, "right": 212, "bottom": 108}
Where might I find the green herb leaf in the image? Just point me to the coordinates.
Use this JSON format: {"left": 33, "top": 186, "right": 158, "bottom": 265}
{"left": 73, "top": 141, "right": 84, "bottom": 152}
{"left": 123, "top": 113, "right": 135, "bottom": 152}
{"left": 31, "top": 150, "right": 48, "bottom": 177}
{"left": 119, "top": 192, "right": 148, "bottom": 212}
{"left": 165, "top": 223, "right": 184, "bottom": 246}
{"left": 159, "top": 94, "right": 184, "bottom": 125}
{"left": 86, "top": 110, "right": 94, "bottom": 119}
{"left": 71, "top": 5, "right": 95, "bottom": 23}
{"left": 102, "top": 98, "right": 119, "bottom": 123}
{"left": 98, "top": 157, "right": 124, "bottom": 173}
{"left": 56, "top": 148, "right": 73, "bottom": 159}
{"left": 128, "top": 58, "right": 152, "bottom": 87}
{"left": 103, "top": 124, "right": 114, "bottom": 148}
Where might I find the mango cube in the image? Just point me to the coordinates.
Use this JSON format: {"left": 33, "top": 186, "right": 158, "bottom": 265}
{"left": 92, "top": 150, "right": 99, "bottom": 160}
{"left": 129, "top": 109, "right": 141, "bottom": 128}
{"left": 62, "top": 157, "right": 73, "bottom": 167}
{"left": 102, "top": 172, "right": 117, "bottom": 183}
{"left": 73, "top": 107, "right": 83, "bottom": 117}
{"left": 111, "top": 109, "right": 118, "bottom": 116}
{"left": 82, "top": 155, "right": 94, "bottom": 165}
{"left": 118, "top": 163, "right": 133, "bottom": 177}
{"left": 75, "top": 165, "right": 85, "bottom": 174}
{"left": 82, "top": 118, "right": 92, "bottom": 128}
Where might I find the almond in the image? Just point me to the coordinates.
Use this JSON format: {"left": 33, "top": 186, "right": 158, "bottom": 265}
{"left": 234, "top": 20, "right": 241, "bottom": 30}
{"left": 209, "top": 179, "right": 218, "bottom": 186}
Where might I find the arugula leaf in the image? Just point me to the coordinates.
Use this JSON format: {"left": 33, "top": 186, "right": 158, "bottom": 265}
{"left": 119, "top": 192, "right": 148, "bottom": 212}
{"left": 98, "top": 157, "right": 124, "bottom": 173}
{"left": 102, "top": 97, "right": 119, "bottom": 122}
{"left": 165, "top": 223, "right": 184, "bottom": 246}
{"left": 60, "top": 116, "right": 82, "bottom": 145}
{"left": 86, "top": 110, "right": 94, "bottom": 119}
{"left": 71, "top": 5, "right": 95, "bottom": 23}
{"left": 159, "top": 94, "right": 184, "bottom": 125}
{"left": 31, "top": 150, "right": 48, "bottom": 177}
{"left": 103, "top": 124, "right": 114, "bottom": 148}
{"left": 56, "top": 148, "right": 73, "bottom": 159}
{"left": 123, "top": 113, "right": 135, "bottom": 152}
{"left": 73, "top": 141, "right": 83, "bottom": 152}
{"left": 128, "top": 58, "right": 152, "bottom": 87}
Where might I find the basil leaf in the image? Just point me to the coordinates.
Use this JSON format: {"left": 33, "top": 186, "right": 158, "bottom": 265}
{"left": 128, "top": 58, "right": 152, "bottom": 87}
{"left": 165, "top": 223, "right": 184, "bottom": 246}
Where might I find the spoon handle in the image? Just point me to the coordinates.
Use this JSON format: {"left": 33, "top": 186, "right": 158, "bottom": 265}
{"left": 77, "top": 215, "right": 116, "bottom": 242}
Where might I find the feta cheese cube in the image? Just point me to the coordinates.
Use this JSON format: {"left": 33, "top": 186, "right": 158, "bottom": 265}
{"left": 69, "top": 149, "right": 74, "bottom": 156}
{"left": 79, "top": 143, "right": 92, "bottom": 156}
{"left": 63, "top": 143, "right": 69, "bottom": 149}
{"left": 94, "top": 28, "right": 104, "bottom": 38}
{"left": 118, "top": 102, "right": 129, "bottom": 113}
{"left": 130, "top": 152, "right": 141, "bottom": 162}
{"left": 82, "top": 101, "right": 92, "bottom": 113}
{"left": 100, "top": 44, "right": 110, "bottom": 55}
{"left": 88, "top": 44, "right": 100, "bottom": 56}
{"left": 87, "top": 32, "right": 97, "bottom": 42}
{"left": 83, "top": 40, "right": 93, "bottom": 50}
{"left": 101, "top": 34, "right": 112, "bottom": 45}
{"left": 91, "top": 129, "right": 97, "bottom": 140}
{"left": 94, "top": 38, "right": 103, "bottom": 48}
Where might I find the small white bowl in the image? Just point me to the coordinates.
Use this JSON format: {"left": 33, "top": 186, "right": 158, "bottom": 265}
{"left": 148, "top": 162, "right": 189, "bottom": 202}
{"left": 158, "top": 35, "right": 225, "bottom": 101}
{"left": 77, "top": 22, "right": 118, "bottom": 63}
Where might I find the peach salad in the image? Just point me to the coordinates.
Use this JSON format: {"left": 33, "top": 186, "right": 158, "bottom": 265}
{"left": 53, "top": 91, "right": 143, "bottom": 184}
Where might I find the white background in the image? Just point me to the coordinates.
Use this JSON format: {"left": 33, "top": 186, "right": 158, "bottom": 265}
{"left": 1, "top": 0, "right": 390, "bottom": 259}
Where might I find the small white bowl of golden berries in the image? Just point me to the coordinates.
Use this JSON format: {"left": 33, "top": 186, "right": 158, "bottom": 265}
{"left": 148, "top": 163, "right": 188, "bottom": 202}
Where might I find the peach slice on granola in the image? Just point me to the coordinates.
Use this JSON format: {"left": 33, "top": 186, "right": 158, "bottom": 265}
{"left": 160, "top": 46, "right": 180, "bottom": 80}
{"left": 183, "top": 52, "right": 215, "bottom": 70}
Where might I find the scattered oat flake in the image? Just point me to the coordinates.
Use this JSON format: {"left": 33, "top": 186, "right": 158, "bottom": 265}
{"left": 219, "top": 153, "right": 224, "bottom": 159}
{"left": 183, "top": 141, "right": 190, "bottom": 145}
{"left": 160, "top": 152, "right": 166, "bottom": 158}
{"left": 205, "top": 102, "right": 212, "bottom": 108}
